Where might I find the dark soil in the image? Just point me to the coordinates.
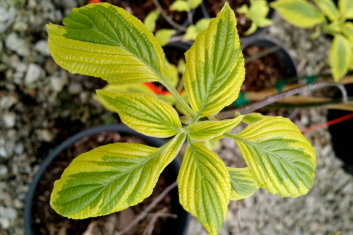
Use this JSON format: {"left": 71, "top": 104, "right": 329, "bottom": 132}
{"left": 104, "top": 0, "right": 187, "bottom": 31}
{"left": 242, "top": 45, "right": 287, "bottom": 92}
{"left": 32, "top": 131, "right": 179, "bottom": 235}
{"left": 204, "top": 0, "right": 252, "bottom": 36}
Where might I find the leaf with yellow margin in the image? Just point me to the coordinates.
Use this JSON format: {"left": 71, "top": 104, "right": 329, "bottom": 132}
{"left": 51, "top": 133, "right": 185, "bottom": 219}
{"left": 228, "top": 116, "right": 316, "bottom": 197}
{"left": 183, "top": 3, "right": 245, "bottom": 117}
{"left": 47, "top": 3, "right": 170, "bottom": 85}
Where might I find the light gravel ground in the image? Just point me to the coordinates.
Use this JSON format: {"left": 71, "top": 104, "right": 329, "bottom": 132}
{"left": 1, "top": 2, "right": 353, "bottom": 235}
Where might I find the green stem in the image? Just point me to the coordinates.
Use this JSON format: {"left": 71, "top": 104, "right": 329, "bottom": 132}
{"left": 162, "top": 81, "right": 196, "bottom": 117}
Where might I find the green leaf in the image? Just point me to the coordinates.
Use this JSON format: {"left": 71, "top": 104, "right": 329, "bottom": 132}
{"left": 102, "top": 83, "right": 155, "bottom": 95}
{"left": 339, "top": 0, "right": 353, "bottom": 19}
{"left": 244, "top": 23, "right": 258, "bottom": 35}
{"left": 144, "top": 9, "right": 160, "bottom": 32}
{"left": 342, "top": 22, "right": 353, "bottom": 42}
{"left": 183, "top": 25, "right": 197, "bottom": 41}
{"left": 228, "top": 167, "right": 259, "bottom": 200}
{"left": 47, "top": 3, "right": 170, "bottom": 85}
{"left": 187, "top": 0, "right": 203, "bottom": 9}
{"left": 178, "top": 143, "right": 230, "bottom": 235}
{"left": 184, "top": 3, "right": 245, "bottom": 117}
{"left": 187, "top": 115, "right": 243, "bottom": 141}
{"left": 329, "top": 35, "right": 352, "bottom": 81}
{"left": 96, "top": 90, "right": 182, "bottom": 137}
{"left": 51, "top": 133, "right": 185, "bottom": 219}
{"left": 313, "top": 0, "right": 339, "bottom": 21}
{"left": 257, "top": 18, "right": 272, "bottom": 27}
{"left": 228, "top": 116, "right": 316, "bottom": 197}
{"left": 166, "top": 62, "right": 179, "bottom": 88}
{"left": 324, "top": 21, "right": 342, "bottom": 35}
{"left": 242, "top": 113, "right": 265, "bottom": 124}
{"left": 170, "top": 0, "right": 190, "bottom": 12}
{"left": 155, "top": 29, "right": 176, "bottom": 46}
{"left": 248, "top": 0, "right": 271, "bottom": 22}
{"left": 238, "top": 5, "right": 249, "bottom": 15}
{"left": 271, "top": 0, "right": 326, "bottom": 28}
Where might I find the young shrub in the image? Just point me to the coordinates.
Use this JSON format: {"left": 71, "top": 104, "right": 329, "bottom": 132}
{"left": 47, "top": 3, "right": 316, "bottom": 234}
{"left": 271, "top": 0, "right": 353, "bottom": 81}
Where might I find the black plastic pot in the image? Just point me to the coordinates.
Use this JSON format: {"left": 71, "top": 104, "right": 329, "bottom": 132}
{"left": 328, "top": 84, "right": 353, "bottom": 174}
{"left": 24, "top": 124, "right": 189, "bottom": 235}
{"left": 237, "top": 37, "right": 298, "bottom": 118}
{"left": 242, "top": 37, "right": 297, "bottom": 79}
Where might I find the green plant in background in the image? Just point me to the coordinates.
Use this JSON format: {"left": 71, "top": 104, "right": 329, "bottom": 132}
{"left": 144, "top": 0, "right": 206, "bottom": 44}
{"left": 271, "top": 0, "right": 353, "bottom": 81}
{"left": 47, "top": 3, "right": 316, "bottom": 234}
{"left": 238, "top": 0, "right": 273, "bottom": 35}
{"left": 170, "top": 0, "right": 203, "bottom": 12}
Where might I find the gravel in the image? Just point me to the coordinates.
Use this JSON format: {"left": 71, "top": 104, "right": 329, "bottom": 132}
{"left": 1, "top": 2, "right": 353, "bottom": 235}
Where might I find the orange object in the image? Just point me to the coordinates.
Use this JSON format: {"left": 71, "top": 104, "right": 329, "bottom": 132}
{"left": 144, "top": 82, "right": 171, "bottom": 95}
{"left": 88, "top": 0, "right": 101, "bottom": 4}
{"left": 301, "top": 112, "right": 353, "bottom": 134}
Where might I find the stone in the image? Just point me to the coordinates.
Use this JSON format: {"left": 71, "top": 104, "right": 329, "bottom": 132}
{"left": 5, "top": 33, "right": 30, "bottom": 57}
{"left": 68, "top": 82, "right": 83, "bottom": 94}
{"left": 0, "top": 147, "right": 6, "bottom": 159}
{"left": 25, "top": 64, "right": 42, "bottom": 84}
{"left": 0, "top": 165, "right": 8, "bottom": 176}
{"left": 35, "top": 40, "right": 50, "bottom": 56}
{"left": 2, "top": 112, "right": 16, "bottom": 128}
{"left": 0, "top": 207, "right": 17, "bottom": 219}
{"left": 0, "top": 6, "right": 15, "bottom": 33}
{"left": 36, "top": 129, "right": 54, "bottom": 142}
{"left": 51, "top": 75, "right": 67, "bottom": 92}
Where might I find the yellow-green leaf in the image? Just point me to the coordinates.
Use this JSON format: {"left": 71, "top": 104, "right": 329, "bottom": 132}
{"left": 228, "top": 167, "right": 259, "bottom": 200}
{"left": 51, "top": 133, "right": 185, "bottom": 219}
{"left": 314, "top": 0, "right": 339, "bottom": 21}
{"left": 166, "top": 62, "right": 179, "bottom": 88}
{"left": 102, "top": 83, "right": 155, "bottom": 95}
{"left": 271, "top": 0, "right": 326, "bottom": 28}
{"left": 187, "top": 115, "right": 243, "bottom": 141}
{"left": 184, "top": 3, "right": 245, "bottom": 117}
{"left": 339, "top": 0, "right": 353, "bottom": 19}
{"left": 155, "top": 29, "right": 176, "bottom": 46}
{"left": 47, "top": 3, "right": 170, "bottom": 85}
{"left": 329, "top": 35, "right": 352, "bottom": 81}
{"left": 187, "top": 0, "right": 203, "bottom": 9}
{"left": 244, "top": 23, "right": 258, "bottom": 35}
{"left": 96, "top": 90, "right": 182, "bottom": 137}
{"left": 170, "top": 0, "right": 190, "bottom": 12}
{"left": 183, "top": 25, "right": 197, "bottom": 41}
{"left": 342, "top": 22, "right": 353, "bottom": 42}
{"left": 183, "top": 18, "right": 211, "bottom": 41}
{"left": 144, "top": 9, "right": 160, "bottom": 32}
{"left": 242, "top": 113, "right": 265, "bottom": 124}
{"left": 178, "top": 143, "right": 230, "bottom": 235}
{"left": 228, "top": 116, "right": 316, "bottom": 197}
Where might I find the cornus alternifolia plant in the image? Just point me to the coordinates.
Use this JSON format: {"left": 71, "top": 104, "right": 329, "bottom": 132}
{"left": 47, "top": 3, "right": 316, "bottom": 234}
{"left": 272, "top": 0, "right": 353, "bottom": 81}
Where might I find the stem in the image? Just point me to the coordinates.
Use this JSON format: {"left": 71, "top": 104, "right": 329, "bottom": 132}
{"left": 152, "top": 0, "right": 186, "bottom": 32}
{"left": 216, "top": 81, "right": 348, "bottom": 119}
{"left": 117, "top": 182, "right": 178, "bottom": 235}
{"left": 245, "top": 45, "right": 282, "bottom": 63}
{"left": 187, "top": 11, "right": 193, "bottom": 25}
{"left": 163, "top": 80, "right": 196, "bottom": 117}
